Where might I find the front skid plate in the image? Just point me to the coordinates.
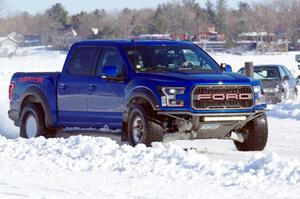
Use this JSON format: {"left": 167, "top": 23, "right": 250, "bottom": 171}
{"left": 193, "top": 121, "right": 242, "bottom": 139}
{"left": 163, "top": 112, "right": 264, "bottom": 141}
{"left": 164, "top": 121, "right": 240, "bottom": 142}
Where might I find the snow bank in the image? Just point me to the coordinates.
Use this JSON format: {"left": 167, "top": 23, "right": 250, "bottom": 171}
{"left": 1, "top": 135, "right": 299, "bottom": 187}
{"left": 268, "top": 101, "right": 300, "bottom": 120}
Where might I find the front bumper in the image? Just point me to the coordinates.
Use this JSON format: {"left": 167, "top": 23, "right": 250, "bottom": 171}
{"left": 158, "top": 110, "right": 265, "bottom": 141}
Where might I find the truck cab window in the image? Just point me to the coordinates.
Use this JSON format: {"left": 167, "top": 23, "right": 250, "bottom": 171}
{"left": 96, "top": 47, "right": 124, "bottom": 76}
{"left": 68, "top": 47, "right": 98, "bottom": 75}
{"left": 124, "top": 45, "right": 221, "bottom": 72}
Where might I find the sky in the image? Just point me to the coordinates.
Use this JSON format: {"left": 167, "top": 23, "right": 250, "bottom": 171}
{"left": 2, "top": 0, "right": 259, "bottom": 15}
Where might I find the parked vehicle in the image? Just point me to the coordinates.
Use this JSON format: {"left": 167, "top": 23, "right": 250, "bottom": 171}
{"left": 8, "top": 40, "right": 268, "bottom": 151}
{"left": 238, "top": 65, "right": 298, "bottom": 104}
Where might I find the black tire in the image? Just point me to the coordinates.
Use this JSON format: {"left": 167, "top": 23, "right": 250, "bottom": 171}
{"left": 20, "top": 104, "right": 57, "bottom": 138}
{"left": 293, "top": 87, "right": 298, "bottom": 100}
{"left": 44, "top": 128, "right": 58, "bottom": 138}
{"left": 281, "top": 91, "right": 286, "bottom": 103}
{"left": 121, "top": 122, "right": 129, "bottom": 142}
{"left": 127, "top": 104, "right": 164, "bottom": 147}
{"left": 234, "top": 113, "right": 268, "bottom": 151}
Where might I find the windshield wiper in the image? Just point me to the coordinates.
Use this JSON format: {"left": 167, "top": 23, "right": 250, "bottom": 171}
{"left": 136, "top": 66, "right": 171, "bottom": 72}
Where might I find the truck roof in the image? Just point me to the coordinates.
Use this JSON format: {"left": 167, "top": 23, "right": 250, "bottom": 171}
{"left": 74, "top": 39, "right": 193, "bottom": 47}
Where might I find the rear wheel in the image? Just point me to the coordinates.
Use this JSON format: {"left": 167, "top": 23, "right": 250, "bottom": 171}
{"left": 234, "top": 113, "right": 268, "bottom": 151}
{"left": 20, "top": 104, "right": 57, "bottom": 138}
{"left": 127, "top": 104, "right": 164, "bottom": 147}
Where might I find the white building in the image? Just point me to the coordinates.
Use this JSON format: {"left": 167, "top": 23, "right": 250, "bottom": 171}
{"left": 0, "top": 37, "right": 18, "bottom": 57}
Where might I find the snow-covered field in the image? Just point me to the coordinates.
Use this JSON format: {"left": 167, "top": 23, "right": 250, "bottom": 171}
{"left": 0, "top": 47, "right": 300, "bottom": 198}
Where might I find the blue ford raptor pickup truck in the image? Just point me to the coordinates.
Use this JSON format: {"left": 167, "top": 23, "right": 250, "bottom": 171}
{"left": 8, "top": 40, "right": 268, "bottom": 151}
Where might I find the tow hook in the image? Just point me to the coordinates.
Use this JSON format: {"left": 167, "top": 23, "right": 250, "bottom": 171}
{"left": 230, "top": 131, "right": 245, "bottom": 143}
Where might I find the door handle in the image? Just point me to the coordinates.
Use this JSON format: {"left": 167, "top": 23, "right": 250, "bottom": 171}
{"left": 88, "top": 84, "right": 97, "bottom": 91}
{"left": 59, "top": 83, "right": 67, "bottom": 89}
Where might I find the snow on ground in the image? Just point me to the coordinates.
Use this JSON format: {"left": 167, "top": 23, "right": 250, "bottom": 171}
{"left": 268, "top": 102, "right": 300, "bottom": 120}
{"left": 0, "top": 47, "right": 300, "bottom": 198}
{"left": 0, "top": 136, "right": 300, "bottom": 199}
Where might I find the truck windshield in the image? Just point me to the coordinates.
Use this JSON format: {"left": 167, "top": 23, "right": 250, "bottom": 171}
{"left": 123, "top": 45, "right": 221, "bottom": 73}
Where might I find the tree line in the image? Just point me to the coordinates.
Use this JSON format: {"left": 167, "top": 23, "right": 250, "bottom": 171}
{"left": 0, "top": 0, "right": 300, "bottom": 46}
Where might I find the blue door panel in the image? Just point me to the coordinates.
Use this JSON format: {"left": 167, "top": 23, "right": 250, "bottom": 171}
{"left": 86, "top": 77, "right": 126, "bottom": 126}
{"left": 84, "top": 46, "right": 127, "bottom": 128}
{"left": 57, "top": 75, "right": 89, "bottom": 124}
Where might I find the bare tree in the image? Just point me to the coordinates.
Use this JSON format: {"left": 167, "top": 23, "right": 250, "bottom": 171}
{"left": 0, "top": 0, "right": 300, "bottom": 46}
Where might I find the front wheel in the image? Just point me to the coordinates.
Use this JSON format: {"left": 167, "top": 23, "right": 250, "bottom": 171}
{"left": 234, "top": 113, "right": 268, "bottom": 151}
{"left": 127, "top": 104, "right": 164, "bottom": 147}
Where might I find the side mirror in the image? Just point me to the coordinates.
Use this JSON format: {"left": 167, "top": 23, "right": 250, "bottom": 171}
{"left": 101, "top": 66, "right": 119, "bottom": 80}
{"left": 221, "top": 63, "right": 232, "bottom": 72}
{"left": 225, "top": 65, "right": 233, "bottom": 72}
{"left": 283, "top": 75, "right": 289, "bottom": 81}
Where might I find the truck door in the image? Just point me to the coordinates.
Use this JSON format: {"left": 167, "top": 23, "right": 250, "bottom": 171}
{"left": 85, "top": 46, "right": 126, "bottom": 129}
{"left": 57, "top": 46, "right": 99, "bottom": 126}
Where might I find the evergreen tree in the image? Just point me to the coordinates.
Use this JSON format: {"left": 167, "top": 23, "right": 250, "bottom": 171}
{"left": 216, "top": 0, "right": 227, "bottom": 33}
{"left": 46, "top": 3, "right": 69, "bottom": 31}
{"left": 205, "top": 1, "right": 217, "bottom": 26}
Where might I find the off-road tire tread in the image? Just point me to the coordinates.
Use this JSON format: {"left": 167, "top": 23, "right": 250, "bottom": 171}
{"left": 128, "top": 104, "right": 163, "bottom": 147}
{"left": 234, "top": 113, "right": 268, "bottom": 151}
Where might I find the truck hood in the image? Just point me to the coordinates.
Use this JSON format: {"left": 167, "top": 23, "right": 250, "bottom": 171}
{"left": 134, "top": 71, "right": 253, "bottom": 84}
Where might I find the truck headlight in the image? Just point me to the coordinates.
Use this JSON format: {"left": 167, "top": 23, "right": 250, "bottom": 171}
{"left": 253, "top": 86, "right": 265, "bottom": 105}
{"left": 263, "top": 88, "right": 275, "bottom": 93}
{"left": 161, "top": 87, "right": 185, "bottom": 107}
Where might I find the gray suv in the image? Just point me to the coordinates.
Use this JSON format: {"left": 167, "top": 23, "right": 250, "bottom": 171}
{"left": 238, "top": 65, "right": 298, "bottom": 104}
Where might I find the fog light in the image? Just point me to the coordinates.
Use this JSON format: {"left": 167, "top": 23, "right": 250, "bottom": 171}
{"left": 204, "top": 116, "right": 247, "bottom": 122}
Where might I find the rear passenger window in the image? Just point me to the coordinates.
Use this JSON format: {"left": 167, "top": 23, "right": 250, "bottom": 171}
{"left": 68, "top": 47, "right": 98, "bottom": 75}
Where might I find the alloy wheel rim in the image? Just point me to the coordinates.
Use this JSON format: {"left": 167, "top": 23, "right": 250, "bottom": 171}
{"left": 132, "top": 115, "right": 144, "bottom": 144}
{"left": 25, "top": 115, "right": 38, "bottom": 138}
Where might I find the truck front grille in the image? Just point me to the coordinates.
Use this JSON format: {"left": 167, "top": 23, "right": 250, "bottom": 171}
{"left": 192, "top": 85, "right": 254, "bottom": 110}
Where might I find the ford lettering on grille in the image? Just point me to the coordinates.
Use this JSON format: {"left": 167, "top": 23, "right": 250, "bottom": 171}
{"left": 197, "top": 93, "right": 252, "bottom": 101}
{"left": 192, "top": 85, "right": 254, "bottom": 110}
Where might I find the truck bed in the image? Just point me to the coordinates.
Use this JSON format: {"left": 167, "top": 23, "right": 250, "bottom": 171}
{"left": 9, "top": 72, "right": 61, "bottom": 127}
